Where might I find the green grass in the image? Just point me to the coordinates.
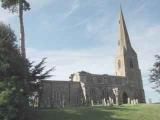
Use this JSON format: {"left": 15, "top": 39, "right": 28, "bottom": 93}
{"left": 36, "top": 104, "right": 160, "bottom": 120}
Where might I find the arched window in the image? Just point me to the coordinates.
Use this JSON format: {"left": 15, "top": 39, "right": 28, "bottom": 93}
{"left": 118, "top": 60, "right": 121, "bottom": 69}
{"left": 122, "top": 92, "right": 128, "bottom": 104}
{"left": 90, "top": 88, "right": 95, "bottom": 95}
{"left": 130, "top": 59, "right": 134, "bottom": 68}
{"left": 102, "top": 88, "right": 108, "bottom": 98}
{"left": 76, "top": 96, "right": 79, "bottom": 105}
{"left": 102, "top": 89, "right": 106, "bottom": 97}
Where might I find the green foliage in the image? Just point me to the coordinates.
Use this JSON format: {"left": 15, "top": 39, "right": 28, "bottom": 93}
{"left": 0, "top": 0, "right": 31, "bottom": 58}
{"left": 0, "top": 23, "right": 27, "bottom": 120}
{"left": 0, "top": 23, "right": 53, "bottom": 120}
{"left": 150, "top": 55, "right": 160, "bottom": 93}
{"left": 27, "top": 58, "right": 54, "bottom": 107}
{"left": 0, "top": 0, "right": 30, "bottom": 12}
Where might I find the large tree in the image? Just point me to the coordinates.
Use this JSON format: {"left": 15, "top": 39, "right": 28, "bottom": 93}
{"left": 150, "top": 55, "right": 160, "bottom": 93}
{"left": 0, "top": 23, "right": 53, "bottom": 120}
{"left": 0, "top": 22, "right": 28, "bottom": 120}
{"left": 0, "top": 0, "right": 30, "bottom": 58}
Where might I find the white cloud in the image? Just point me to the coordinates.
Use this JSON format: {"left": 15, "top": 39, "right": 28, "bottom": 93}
{"left": 132, "top": 25, "right": 160, "bottom": 74}
{"left": 133, "top": 0, "right": 146, "bottom": 15}
{"left": 130, "top": 25, "right": 160, "bottom": 102}
{"left": 56, "top": 9, "right": 105, "bottom": 32}
{"left": 63, "top": 0, "right": 80, "bottom": 19}
{"left": 27, "top": 47, "right": 115, "bottom": 80}
{"left": 28, "top": 0, "right": 80, "bottom": 18}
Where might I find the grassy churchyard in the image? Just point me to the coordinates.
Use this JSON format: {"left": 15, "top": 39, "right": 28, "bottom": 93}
{"left": 36, "top": 104, "right": 160, "bottom": 120}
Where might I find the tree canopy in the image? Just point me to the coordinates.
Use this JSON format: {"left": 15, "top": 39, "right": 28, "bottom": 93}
{"left": 150, "top": 55, "right": 160, "bottom": 93}
{"left": 0, "top": 0, "right": 30, "bottom": 12}
{"left": 0, "top": 23, "right": 53, "bottom": 120}
{"left": 0, "top": 22, "right": 27, "bottom": 120}
{"left": 0, "top": 0, "right": 31, "bottom": 58}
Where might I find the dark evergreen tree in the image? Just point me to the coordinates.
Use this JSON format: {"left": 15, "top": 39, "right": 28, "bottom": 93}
{"left": 150, "top": 55, "right": 160, "bottom": 93}
{"left": 0, "top": 23, "right": 53, "bottom": 120}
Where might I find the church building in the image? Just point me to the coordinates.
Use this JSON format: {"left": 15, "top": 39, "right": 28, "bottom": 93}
{"left": 39, "top": 9, "right": 146, "bottom": 108}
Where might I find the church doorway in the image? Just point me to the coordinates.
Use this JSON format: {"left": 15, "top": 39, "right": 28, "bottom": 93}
{"left": 122, "top": 92, "right": 128, "bottom": 104}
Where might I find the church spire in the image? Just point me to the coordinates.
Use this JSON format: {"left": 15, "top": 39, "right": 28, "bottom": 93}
{"left": 118, "top": 7, "right": 132, "bottom": 50}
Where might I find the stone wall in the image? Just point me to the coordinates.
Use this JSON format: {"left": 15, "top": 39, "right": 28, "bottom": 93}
{"left": 70, "top": 71, "right": 145, "bottom": 105}
{"left": 40, "top": 70, "right": 145, "bottom": 108}
{"left": 70, "top": 71, "right": 128, "bottom": 105}
{"left": 40, "top": 80, "right": 83, "bottom": 108}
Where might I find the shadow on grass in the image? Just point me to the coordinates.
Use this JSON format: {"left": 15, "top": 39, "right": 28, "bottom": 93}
{"left": 32, "top": 106, "right": 136, "bottom": 120}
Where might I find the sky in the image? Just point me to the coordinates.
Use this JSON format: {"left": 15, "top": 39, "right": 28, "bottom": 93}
{"left": 0, "top": 0, "right": 160, "bottom": 103}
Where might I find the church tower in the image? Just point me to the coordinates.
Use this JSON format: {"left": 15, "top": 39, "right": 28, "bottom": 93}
{"left": 115, "top": 8, "right": 145, "bottom": 103}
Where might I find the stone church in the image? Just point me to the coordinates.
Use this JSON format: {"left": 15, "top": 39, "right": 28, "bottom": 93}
{"left": 40, "top": 9, "right": 146, "bottom": 108}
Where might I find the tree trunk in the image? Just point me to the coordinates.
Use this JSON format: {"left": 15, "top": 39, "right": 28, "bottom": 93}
{"left": 19, "top": 0, "right": 26, "bottom": 58}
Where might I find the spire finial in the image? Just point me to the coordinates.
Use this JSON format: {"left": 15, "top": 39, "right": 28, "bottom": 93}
{"left": 120, "top": 4, "right": 122, "bottom": 11}
{"left": 118, "top": 6, "right": 132, "bottom": 50}
{"left": 120, "top": 4, "right": 123, "bottom": 13}
{"left": 119, "top": 4, "right": 123, "bottom": 19}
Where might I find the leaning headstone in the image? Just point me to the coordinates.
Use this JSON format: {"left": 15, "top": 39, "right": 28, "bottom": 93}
{"left": 62, "top": 99, "right": 65, "bottom": 108}
{"left": 102, "top": 98, "right": 107, "bottom": 106}
{"left": 131, "top": 99, "right": 134, "bottom": 104}
{"left": 133, "top": 99, "right": 136, "bottom": 105}
{"left": 108, "top": 97, "right": 113, "bottom": 106}
{"left": 109, "top": 97, "right": 112, "bottom": 105}
{"left": 136, "top": 99, "right": 139, "bottom": 104}
{"left": 111, "top": 99, "right": 114, "bottom": 105}
{"left": 91, "top": 100, "right": 94, "bottom": 106}
{"left": 131, "top": 100, "right": 133, "bottom": 105}
{"left": 115, "top": 97, "right": 119, "bottom": 106}
{"left": 135, "top": 99, "right": 137, "bottom": 104}
{"left": 128, "top": 98, "right": 131, "bottom": 104}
